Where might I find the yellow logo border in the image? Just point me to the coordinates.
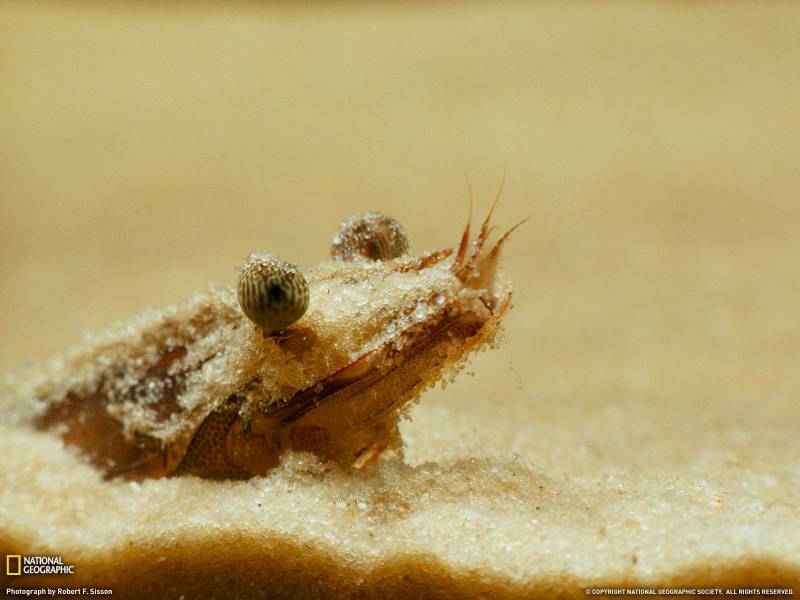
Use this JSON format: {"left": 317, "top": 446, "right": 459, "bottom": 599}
{"left": 6, "top": 554, "right": 22, "bottom": 576}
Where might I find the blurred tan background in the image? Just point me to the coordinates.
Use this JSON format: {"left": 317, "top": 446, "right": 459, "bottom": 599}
{"left": 2, "top": 1, "right": 800, "bottom": 476}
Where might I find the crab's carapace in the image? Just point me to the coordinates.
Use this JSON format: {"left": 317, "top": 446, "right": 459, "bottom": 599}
{"left": 11, "top": 206, "right": 520, "bottom": 479}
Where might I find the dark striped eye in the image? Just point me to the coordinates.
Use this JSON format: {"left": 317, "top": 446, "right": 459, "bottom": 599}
{"left": 330, "top": 212, "right": 410, "bottom": 262}
{"left": 237, "top": 253, "right": 309, "bottom": 332}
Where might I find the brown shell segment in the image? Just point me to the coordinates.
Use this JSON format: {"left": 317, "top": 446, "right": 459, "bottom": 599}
{"left": 174, "top": 396, "right": 255, "bottom": 479}
{"left": 330, "top": 212, "right": 410, "bottom": 261}
{"left": 237, "top": 253, "right": 310, "bottom": 332}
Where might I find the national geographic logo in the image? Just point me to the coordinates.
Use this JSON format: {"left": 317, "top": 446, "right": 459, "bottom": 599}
{"left": 6, "top": 555, "right": 21, "bottom": 576}
{"left": 6, "top": 554, "right": 75, "bottom": 575}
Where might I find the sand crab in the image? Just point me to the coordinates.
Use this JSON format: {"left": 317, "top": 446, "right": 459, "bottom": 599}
{"left": 10, "top": 198, "right": 521, "bottom": 480}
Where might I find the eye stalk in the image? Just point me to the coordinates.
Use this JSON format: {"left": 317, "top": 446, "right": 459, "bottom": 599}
{"left": 330, "top": 212, "right": 410, "bottom": 262}
{"left": 237, "top": 253, "right": 310, "bottom": 333}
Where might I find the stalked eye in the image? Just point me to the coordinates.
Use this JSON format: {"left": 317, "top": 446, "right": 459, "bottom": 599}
{"left": 330, "top": 212, "right": 410, "bottom": 262}
{"left": 237, "top": 253, "right": 310, "bottom": 333}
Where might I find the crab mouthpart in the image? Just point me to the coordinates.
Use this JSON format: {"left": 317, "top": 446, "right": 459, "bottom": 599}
{"left": 453, "top": 196, "right": 526, "bottom": 309}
